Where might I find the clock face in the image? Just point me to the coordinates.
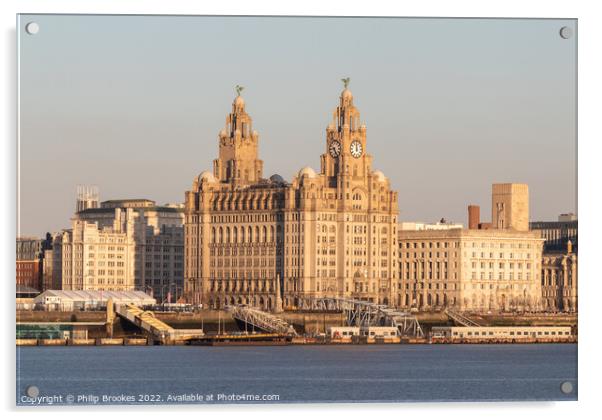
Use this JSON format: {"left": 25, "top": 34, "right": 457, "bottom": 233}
{"left": 350, "top": 140, "right": 363, "bottom": 158}
{"left": 329, "top": 140, "right": 341, "bottom": 158}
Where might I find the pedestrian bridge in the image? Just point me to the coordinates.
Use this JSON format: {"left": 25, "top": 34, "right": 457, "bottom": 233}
{"left": 444, "top": 309, "right": 481, "bottom": 327}
{"left": 296, "top": 297, "right": 425, "bottom": 338}
{"left": 228, "top": 297, "right": 424, "bottom": 338}
{"left": 227, "top": 305, "right": 297, "bottom": 336}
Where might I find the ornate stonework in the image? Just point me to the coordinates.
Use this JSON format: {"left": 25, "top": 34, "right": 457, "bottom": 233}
{"left": 541, "top": 243, "right": 577, "bottom": 312}
{"left": 184, "top": 85, "right": 399, "bottom": 310}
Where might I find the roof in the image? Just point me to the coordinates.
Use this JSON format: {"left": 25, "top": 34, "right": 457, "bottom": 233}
{"left": 34, "top": 290, "right": 156, "bottom": 304}
{"left": 78, "top": 206, "right": 183, "bottom": 215}
{"left": 398, "top": 228, "right": 543, "bottom": 240}
{"left": 77, "top": 208, "right": 116, "bottom": 214}
{"left": 16, "top": 285, "right": 40, "bottom": 295}
{"left": 102, "top": 199, "right": 154, "bottom": 203}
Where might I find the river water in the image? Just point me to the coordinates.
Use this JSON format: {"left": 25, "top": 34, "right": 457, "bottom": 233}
{"left": 16, "top": 344, "right": 577, "bottom": 405}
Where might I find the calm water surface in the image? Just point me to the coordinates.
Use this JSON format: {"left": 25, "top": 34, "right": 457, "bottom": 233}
{"left": 16, "top": 344, "right": 577, "bottom": 405}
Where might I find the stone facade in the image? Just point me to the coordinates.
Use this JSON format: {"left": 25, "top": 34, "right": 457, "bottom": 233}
{"left": 52, "top": 213, "right": 137, "bottom": 291}
{"left": 397, "top": 228, "right": 544, "bottom": 312}
{"left": 541, "top": 242, "right": 577, "bottom": 312}
{"left": 492, "top": 183, "right": 529, "bottom": 231}
{"left": 184, "top": 86, "right": 399, "bottom": 310}
{"left": 71, "top": 200, "right": 185, "bottom": 301}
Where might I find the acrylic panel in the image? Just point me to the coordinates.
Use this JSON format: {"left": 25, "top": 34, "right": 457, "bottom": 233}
{"left": 16, "top": 14, "right": 577, "bottom": 406}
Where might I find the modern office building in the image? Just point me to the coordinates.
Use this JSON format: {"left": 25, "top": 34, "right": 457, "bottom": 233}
{"left": 530, "top": 213, "right": 578, "bottom": 252}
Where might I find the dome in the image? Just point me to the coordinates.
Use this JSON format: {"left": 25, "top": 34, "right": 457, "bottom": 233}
{"left": 197, "top": 171, "right": 216, "bottom": 183}
{"left": 269, "top": 174, "right": 286, "bottom": 184}
{"left": 298, "top": 166, "right": 317, "bottom": 179}
{"left": 234, "top": 95, "right": 245, "bottom": 107}
{"left": 342, "top": 89, "right": 353, "bottom": 101}
{"left": 373, "top": 170, "right": 386, "bottom": 182}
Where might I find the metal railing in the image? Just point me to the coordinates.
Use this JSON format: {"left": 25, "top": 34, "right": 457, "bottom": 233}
{"left": 445, "top": 309, "right": 481, "bottom": 327}
{"left": 297, "top": 297, "right": 424, "bottom": 338}
{"left": 227, "top": 305, "right": 297, "bottom": 336}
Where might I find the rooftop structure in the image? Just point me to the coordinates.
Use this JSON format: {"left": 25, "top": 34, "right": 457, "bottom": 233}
{"left": 399, "top": 221, "right": 464, "bottom": 231}
{"left": 34, "top": 289, "right": 156, "bottom": 307}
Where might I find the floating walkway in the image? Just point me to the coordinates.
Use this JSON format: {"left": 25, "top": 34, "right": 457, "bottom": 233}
{"left": 115, "top": 304, "right": 204, "bottom": 344}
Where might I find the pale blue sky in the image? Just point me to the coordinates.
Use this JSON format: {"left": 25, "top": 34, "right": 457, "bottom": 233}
{"left": 18, "top": 15, "right": 576, "bottom": 236}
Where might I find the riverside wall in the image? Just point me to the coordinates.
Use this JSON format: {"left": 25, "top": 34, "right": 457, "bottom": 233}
{"left": 17, "top": 310, "right": 577, "bottom": 336}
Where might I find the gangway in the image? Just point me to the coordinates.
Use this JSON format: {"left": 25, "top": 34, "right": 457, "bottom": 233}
{"left": 227, "top": 305, "right": 297, "bottom": 336}
{"left": 115, "top": 303, "right": 204, "bottom": 344}
{"left": 297, "top": 297, "right": 424, "bottom": 338}
{"left": 444, "top": 309, "right": 481, "bottom": 327}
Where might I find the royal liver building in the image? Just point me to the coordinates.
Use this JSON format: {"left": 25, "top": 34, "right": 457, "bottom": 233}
{"left": 184, "top": 82, "right": 399, "bottom": 310}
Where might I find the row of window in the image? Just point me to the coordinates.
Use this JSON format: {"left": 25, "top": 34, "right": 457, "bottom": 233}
{"left": 401, "top": 241, "right": 535, "bottom": 249}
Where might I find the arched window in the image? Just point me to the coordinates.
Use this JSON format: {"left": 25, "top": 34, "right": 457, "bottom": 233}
{"left": 241, "top": 226, "right": 245, "bottom": 243}
{"left": 225, "top": 227, "right": 230, "bottom": 243}
{"left": 233, "top": 227, "right": 238, "bottom": 243}
{"left": 211, "top": 227, "right": 216, "bottom": 243}
{"left": 248, "top": 226, "right": 253, "bottom": 242}
{"left": 255, "top": 226, "right": 260, "bottom": 243}
{"left": 218, "top": 227, "right": 223, "bottom": 244}
{"left": 270, "top": 226, "right": 274, "bottom": 242}
{"left": 262, "top": 226, "right": 267, "bottom": 243}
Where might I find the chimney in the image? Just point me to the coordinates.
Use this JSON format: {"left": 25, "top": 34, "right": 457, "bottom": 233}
{"left": 468, "top": 205, "right": 480, "bottom": 230}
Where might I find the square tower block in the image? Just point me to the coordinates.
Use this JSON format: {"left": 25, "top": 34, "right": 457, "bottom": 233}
{"left": 491, "top": 183, "right": 529, "bottom": 231}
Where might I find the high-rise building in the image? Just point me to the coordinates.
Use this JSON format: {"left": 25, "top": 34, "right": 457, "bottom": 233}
{"left": 184, "top": 84, "right": 399, "bottom": 310}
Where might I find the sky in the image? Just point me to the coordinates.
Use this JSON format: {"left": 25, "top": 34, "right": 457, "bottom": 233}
{"left": 18, "top": 15, "right": 576, "bottom": 237}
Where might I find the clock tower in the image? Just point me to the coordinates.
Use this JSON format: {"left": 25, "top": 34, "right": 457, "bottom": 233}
{"left": 320, "top": 79, "right": 373, "bottom": 185}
